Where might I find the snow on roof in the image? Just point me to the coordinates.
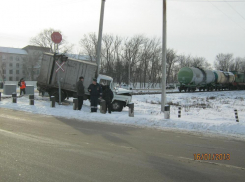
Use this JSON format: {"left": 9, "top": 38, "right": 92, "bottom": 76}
{"left": 0, "top": 47, "right": 27, "bottom": 55}
{"left": 66, "top": 54, "right": 95, "bottom": 62}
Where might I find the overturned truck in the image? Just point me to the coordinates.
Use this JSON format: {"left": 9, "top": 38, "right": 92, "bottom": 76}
{"left": 37, "top": 52, "right": 132, "bottom": 111}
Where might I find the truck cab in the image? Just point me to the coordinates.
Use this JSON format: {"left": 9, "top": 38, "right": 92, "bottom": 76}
{"left": 97, "top": 74, "right": 132, "bottom": 111}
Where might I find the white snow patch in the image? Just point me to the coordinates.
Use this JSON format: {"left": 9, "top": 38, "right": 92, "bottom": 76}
{"left": 0, "top": 91, "right": 245, "bottom": 138}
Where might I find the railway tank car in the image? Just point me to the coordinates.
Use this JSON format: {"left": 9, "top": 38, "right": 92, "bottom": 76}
{"left": 177, "top": 67, "right": 215, "bottom": 92}
{"left": 213, "top": 70, "right": 235, "bottom": 90}
{"left": 177, "top": 67, "right": 241, "bottom": 92}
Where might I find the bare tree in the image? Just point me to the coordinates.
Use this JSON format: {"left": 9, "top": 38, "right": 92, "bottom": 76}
{"left": 22, "top": 52, "right": 42, "bottom": 81}
{"left": 30, "top": 28, "right": 73, "bottom": 53}
{"left": 166, "top": 49, "right": 178, "bottom": 84}
{"left": 229, "top": 57, "right": 244, "bottom": 71}
{"left": 214, "top": 53, "right": 234, "bottom": 71}
{"left": 79, "top": 32, "right": 98, "bottom": 61}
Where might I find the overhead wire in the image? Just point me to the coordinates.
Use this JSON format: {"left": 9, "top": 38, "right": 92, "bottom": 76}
{"left": 207, "top": 0, "right": 245, "bottom": 32}
{"left": 224, "top": 0, "right": 245, "bottom": 21}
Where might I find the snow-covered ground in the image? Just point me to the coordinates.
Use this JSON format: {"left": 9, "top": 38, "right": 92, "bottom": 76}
{"left": 0, "top": 90, "right": 245, "bottom": 139}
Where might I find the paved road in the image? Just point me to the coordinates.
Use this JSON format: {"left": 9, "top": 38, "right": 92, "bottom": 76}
{"left": 0, "top": 108, "right": 244, "bottom": 182}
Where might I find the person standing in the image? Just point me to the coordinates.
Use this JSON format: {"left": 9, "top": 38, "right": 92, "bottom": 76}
{"left": 20, "top": 79, "right": 26, "bottom": 96}
{"left": 88, "top": 78, "right": 102, "bottom": 112}
{"left": 76, "top": 76, "right": 85, "bottom": 110}
{"left": 102, "top": 85, "right": 114, "bottom": 114}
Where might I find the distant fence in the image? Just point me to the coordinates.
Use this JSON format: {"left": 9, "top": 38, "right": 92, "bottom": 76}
{"left": 3, "top": 81, "right": 37, "bottom": 88}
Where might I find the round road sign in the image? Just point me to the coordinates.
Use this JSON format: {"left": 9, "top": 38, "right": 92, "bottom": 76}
{"left": 51, "top": 32, "right": 62, "bottom": 44}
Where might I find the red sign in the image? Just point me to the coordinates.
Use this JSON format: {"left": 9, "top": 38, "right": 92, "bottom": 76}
{"left": 55, "top": 61, "right": 65, "bottom": 72}
{"left": 51, "top": 32, "right": 62, "bottom": 44}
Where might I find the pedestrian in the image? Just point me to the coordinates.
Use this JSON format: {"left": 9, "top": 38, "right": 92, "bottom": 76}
{"left": 20, "top": 78, "right": 26, "bottom": 96}
{"left": 88, "top": 78, "right": 102, "bottom": 112}
{"left": 76, "top": 76, "right": 85, "bottom": 110}
{"left": 102, "top": 85, "right": 114, "bottom": 114}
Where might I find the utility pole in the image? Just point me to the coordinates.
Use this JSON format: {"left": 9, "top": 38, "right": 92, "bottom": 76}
{"left": 161, "top": 0, "right": 167, "bottom": 115}
{"left": 96, "top": 0, "right": 106, "bottom": 77}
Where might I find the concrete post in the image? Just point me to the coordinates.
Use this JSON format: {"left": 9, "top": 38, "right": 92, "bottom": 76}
{"left": 96, "top": 0, "right": 106, "bottom": 76}
{"left": 100, "top": 99, "right": 106, "bottom": 114}
{"left": 50, "top": 96, "right": 55, "bottom": 108}
{"left": 0, "top": 92, "right": 1, "bottom": 101}
{"left": 73, "top": 98, "right": 78, "bottom": 110}
{"left": 12, "top": 93, "right": 17, "bottom": 103}
{"left": 128, "top": 103, "right": 134, "bottom": 117}
{"left": 29, "top": 95, "right": 34, "bottom": 105}
{"left": 161, "top": 0, "right": 167, "bottom": 119}
{"left": 164, "top": 105, "right": 170, "bottom": 119}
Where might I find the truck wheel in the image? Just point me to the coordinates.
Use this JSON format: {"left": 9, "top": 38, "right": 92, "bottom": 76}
{"left": 111, "top": 101, "right": 123, "bottom": 112}
{"left": 50, "top": 89, "right": 66, "bottom": 102}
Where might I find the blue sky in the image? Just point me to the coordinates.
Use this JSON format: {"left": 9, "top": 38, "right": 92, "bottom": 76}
{"left": 1, "top": 0, "right": 245, "bottom": 65}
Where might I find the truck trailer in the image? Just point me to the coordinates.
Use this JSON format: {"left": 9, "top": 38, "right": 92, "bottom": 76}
{"left": 37, "top": 52, "right": 132, "bottom": 111}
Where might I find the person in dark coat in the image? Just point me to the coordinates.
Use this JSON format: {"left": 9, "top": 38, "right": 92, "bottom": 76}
{"left": 88, "top": 78, "right": 102, "bottom": 112}
{"left": 102, "top": 85, "right": 114, "bottom": 114}
{"left": 76, "top": 76, "right": 85, "bottom": 110}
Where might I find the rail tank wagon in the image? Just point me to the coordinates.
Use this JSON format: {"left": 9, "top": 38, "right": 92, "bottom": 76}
{"left": 177, "top": 67, "right": 215, "bottom": 92}
{"left": 213, "top": 70, "right": 235, "bottom": 84}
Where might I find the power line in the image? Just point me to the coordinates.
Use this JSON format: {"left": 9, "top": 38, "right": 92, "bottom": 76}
{"left": 207, "top": 0, "right": 245, "bottom": 32}
{"left": 225, "top": 0, "right": 245, "bottom": 21}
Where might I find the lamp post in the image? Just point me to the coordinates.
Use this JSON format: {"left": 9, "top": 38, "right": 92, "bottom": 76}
{"left": 161, "top": 0, "right": 167, "bottom": 117}
{"left": 96, "top": 0, "right": 106, "bottom": 77}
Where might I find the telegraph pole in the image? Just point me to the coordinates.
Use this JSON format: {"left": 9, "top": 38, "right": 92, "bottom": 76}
{"left": 161, "top": 0, "right": 167, "bottom": 115}
{"left": 96, "top": 0, "right": 106, "bottom": 77}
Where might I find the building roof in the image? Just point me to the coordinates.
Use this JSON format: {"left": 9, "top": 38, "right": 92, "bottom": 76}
{"left": 23, "top": 45, "right": 51, "bottom": 52}
{"left": 0, "top": 47, "right": 27, "bottom": 55}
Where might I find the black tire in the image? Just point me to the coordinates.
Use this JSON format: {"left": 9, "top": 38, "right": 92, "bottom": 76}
{"left": 111, "top": 101, "right": 123, "bottom": 112}
{"left": 50, "top": 89, "right": 66, "bottom": 102}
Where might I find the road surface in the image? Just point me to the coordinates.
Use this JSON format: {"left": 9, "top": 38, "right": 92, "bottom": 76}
{"left": 0, "top": 108, "right": 244, "bottom": 182}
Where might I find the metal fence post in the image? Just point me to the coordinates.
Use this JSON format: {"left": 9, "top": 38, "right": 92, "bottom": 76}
{"left": 0, "top": 92, "right": 1, "bottom": 101}
{"left": 29, "top": 95, "right": 34, "bottom": 105}
{"left": 178, "top": 106, "right": 181, "bottom": 118}
{"left": 12, "top": 93, "right": 17, "bottom": 103}
{"left": 50, "top": 96, "right": 55, "bottom": 108}
{"left": 73, "top": 98, "right": 78, "bottom": 110}
{"left": 234, "top": 109, "right": 239, "bottom": 122}
{"left": 128, "top": 103, "right": 134, "bottom": 117}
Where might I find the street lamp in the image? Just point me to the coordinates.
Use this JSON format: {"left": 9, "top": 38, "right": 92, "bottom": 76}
{"left": 96, "top": 0, "right": 106, "bottom": 77}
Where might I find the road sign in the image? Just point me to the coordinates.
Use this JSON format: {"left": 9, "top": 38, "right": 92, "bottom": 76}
{"left": 51, "top": 32, "right": 62, "bottom": 44}
{"left": 55, "top": 61, "right": 65, "bottom": 72}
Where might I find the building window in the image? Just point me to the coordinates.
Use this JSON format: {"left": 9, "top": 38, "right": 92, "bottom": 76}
{"left": 22, "top": 70, "right": 25, "bottom": 74}
{"left": 16, "top": 77, "right": 19, "bottom": 81}
{"left": 16, "top": 70, "right": 19, "bottom": 74}
{"left": 9, "top": 63, "right": 13, "bottom": 67}
{"left": 9, "top": 77, "right": 13, "bottom": 81}
{"left": 9, "top": 70, "right": 13, "bottom": 74}
{"left": 16, "top": 57, "right": 20, "bottom": 61}
{"left": 16, "top": 63, "right": 19, "bottom": 68}
{"left": 3, "top": 70, "right": 6, "bottom": 74}
{"left": 9, "top": 56, "right": 13, "bottom": 61}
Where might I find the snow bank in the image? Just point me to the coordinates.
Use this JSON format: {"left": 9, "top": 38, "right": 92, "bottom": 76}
{"left": 0, "top": 91, "right": 245, "bottom": 138}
